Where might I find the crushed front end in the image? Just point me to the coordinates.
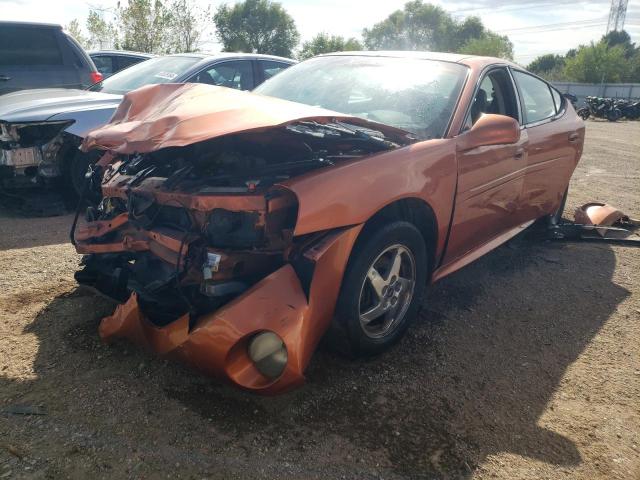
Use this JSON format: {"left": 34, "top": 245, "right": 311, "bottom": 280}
{"left": 71, "top": 83, "right": 414, "bottom": 393}
{"left": 0, "top": 120, "right": 72, "bottom": 187}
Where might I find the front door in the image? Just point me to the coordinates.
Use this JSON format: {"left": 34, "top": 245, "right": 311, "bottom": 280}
{"left": 444, "top": 67, "right": 528, "bottom": 265}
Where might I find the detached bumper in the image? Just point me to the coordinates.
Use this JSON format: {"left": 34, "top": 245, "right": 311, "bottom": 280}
{"left": 97, "top": 225, "right": 362, "bottom": 395}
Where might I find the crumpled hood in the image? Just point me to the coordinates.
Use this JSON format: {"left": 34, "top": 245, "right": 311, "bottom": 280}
{"left": 0, "top": 88, "right": 123, "bottom": 124}
{"left": 81, "top": 83, "right": 412, "bottom": 154}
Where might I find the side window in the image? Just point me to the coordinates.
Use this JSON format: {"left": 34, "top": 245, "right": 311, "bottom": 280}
{"left": 191, "top": 60, "right": 254, "bottom": 90}
{"left": 0, "top": 26, "right": 63, "bottom": 66}
{"left": 117, "top": 56, "right": 144, "bottom": 71}
{"left": 512, "top": 71, "right": 556, "bottom": 124}
{"left": 465, "top": 68, "right": 519, "bottom": 130}
{"left": 258, "top": 60, "right": 290, "bottom": 81}
{"left": 92, "top": 56, "right": 114, "bottom": 76}
{"left": 550, "top": 87, "right": 564, "bottom": 114}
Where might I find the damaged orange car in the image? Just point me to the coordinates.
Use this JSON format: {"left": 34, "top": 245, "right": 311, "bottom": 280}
{"left": 72, "top": 52, "right": 584, "bottom": 394}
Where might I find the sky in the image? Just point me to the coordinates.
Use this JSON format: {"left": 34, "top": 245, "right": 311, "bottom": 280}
{"left": 2, "top": 0, "right": 639, "bottom": 65}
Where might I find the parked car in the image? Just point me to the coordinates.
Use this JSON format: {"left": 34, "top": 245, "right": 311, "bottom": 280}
{"left": 0, "top": 53, "right": 295, "bottom": 196}
{"left": 89, "top": 50, "right": 155, "bottom": 78}
{"left": 0, "top": 21, "right": 102, "bottom": 95}
{"left": 72, "top": 51, "right": 585, "bottom": 394}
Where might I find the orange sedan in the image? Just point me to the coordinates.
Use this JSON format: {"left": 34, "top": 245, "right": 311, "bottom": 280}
{"left": 73, "top": 52, "right": 584, "bottom": 394}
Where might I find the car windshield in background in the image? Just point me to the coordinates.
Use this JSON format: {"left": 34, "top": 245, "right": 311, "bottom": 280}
{"left": 254, "top": 55, "right": 468, "bottom": 139}
{"left": 89, "top": 56, "right": 201, "bottom": 94}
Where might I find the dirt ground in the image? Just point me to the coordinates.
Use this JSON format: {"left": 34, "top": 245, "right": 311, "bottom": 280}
{"left": 0, "top": 120, "right": 639, "bottom": 480}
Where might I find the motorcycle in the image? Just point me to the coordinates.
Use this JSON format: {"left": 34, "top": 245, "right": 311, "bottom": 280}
{"left": 577, "top": 96, "right": 622, "bottom": 122}
{"left": 615, "top": 99, "right": 640, "bottom": 120}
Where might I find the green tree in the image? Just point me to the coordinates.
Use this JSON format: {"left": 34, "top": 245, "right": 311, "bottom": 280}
{"left": 362, "top": 1, "right": 512, "bottom": 58}
{"left": 168, "top": 0, "right": 210, "bottom": 53}
{"left": 564, "top": 41, "right": 629, "bottom": 83}
{"left": 86, "top": 10, "right": 118, "bottom": 50}
{"left": 527, "top": 54, "right": 565, "bottom": 75}
{"left": 118, "top": 0, "right": 173, "bottom": 53}
{"left": 603, "top": 30, "right": 636, "bottom": 58}
{"left": 65, "top": 19, "right": 88, "bottom": 48}
{"left": 213, "top": 0, "right": 300, "bottom": 57}
{"left": 362, "top": 1, "right": 455, "bottom": 51}
{"left": 298, "top": 33, "right": 362, "bottom": 60}
{"left": 459, "top": 33, "right": 513, "bottom": 60}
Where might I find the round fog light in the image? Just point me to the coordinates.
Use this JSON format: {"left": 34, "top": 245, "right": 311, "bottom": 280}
{"left": 248, "top": 332, "right": 288, "bottom": 379}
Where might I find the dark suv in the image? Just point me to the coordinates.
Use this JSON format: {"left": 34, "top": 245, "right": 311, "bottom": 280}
{"left": 0, "top": 21, "right": 102, "bottom": 95}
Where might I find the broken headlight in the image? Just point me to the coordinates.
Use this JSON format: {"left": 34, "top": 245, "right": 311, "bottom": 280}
{"left": 204, "top": 208, "right": 262, "bottom": 248}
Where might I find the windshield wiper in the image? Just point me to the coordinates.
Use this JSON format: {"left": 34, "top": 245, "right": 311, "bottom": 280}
{"left": 286, "top": 121, "right": 400, "bottom": 149}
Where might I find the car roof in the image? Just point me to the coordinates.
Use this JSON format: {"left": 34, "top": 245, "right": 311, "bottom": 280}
{"left": 170, "top": 52, "right": 296, "bottom": 63}
{"left": 89, "top": 50, "right": 157, "bottom": 58}
{"left": 0, "top": 21, "right": 61, "bottom": 29}
{"left": 320, "top": 50, "right": 519, "bottom": 69}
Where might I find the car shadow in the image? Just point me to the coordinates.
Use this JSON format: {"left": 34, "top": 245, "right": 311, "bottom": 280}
{"left": 0, "top": 232, "right": 629, "bottom": 479}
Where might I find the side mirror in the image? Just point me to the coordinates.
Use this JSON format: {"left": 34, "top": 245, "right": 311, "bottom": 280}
{"left": 458, "top": 114, "right": 521, "bottom": 151}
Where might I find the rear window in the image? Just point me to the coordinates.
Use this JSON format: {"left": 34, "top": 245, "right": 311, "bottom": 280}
{"left": 0, "top": 26, "right": 63, "bottom": 66}
{"left": 91, "top": 55, "right": 201, "bottom": 94}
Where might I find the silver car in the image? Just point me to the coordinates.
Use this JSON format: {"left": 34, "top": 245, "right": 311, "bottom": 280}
{"left": 0, "top": 53, "right": 295, "bottom": 197}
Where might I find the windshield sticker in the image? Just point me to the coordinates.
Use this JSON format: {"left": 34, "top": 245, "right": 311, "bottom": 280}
{"left": 154, "top": 71, "right": 178, "bottom": 80}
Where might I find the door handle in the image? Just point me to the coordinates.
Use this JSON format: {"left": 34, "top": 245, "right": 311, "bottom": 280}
{"left": 0, "top": 75, "right": 11, "bottom": 81}
{"left": 568, "top": 132, "right": 579, "bottom": 143}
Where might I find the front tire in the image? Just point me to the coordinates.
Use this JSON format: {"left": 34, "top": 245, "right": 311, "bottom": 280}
{"left": 328, "top": 221, "right": 428, "bottom": 357}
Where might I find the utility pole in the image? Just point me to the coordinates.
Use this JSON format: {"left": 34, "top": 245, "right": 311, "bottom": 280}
{"left": 606, "top": 0, "right": 629, "bottom": 33}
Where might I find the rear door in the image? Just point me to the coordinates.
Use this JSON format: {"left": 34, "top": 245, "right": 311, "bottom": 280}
{"left": 0, "top": 25, "right": 80, "bottom": 94}
{"left": 444, "top": 67, "right": 529, "bottom": 264}
{"left": 511, "top": 70, "right": 581, "bottom": 220}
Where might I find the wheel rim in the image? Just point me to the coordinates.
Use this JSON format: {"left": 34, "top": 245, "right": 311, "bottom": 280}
{"left": 358, "top": 244, "right": 416, "bottom": 339}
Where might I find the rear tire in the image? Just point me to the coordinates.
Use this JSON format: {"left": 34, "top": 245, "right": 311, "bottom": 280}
{"left": 326, "top": 221, "right": 428, "bottom": 357}
{"left": 577, "top": 108, "right": 590, "bottom": 120}
{"left": 606, "top": 108, "right": 621, "bottom": 122}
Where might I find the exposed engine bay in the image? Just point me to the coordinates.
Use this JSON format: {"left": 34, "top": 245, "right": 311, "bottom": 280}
{"left": 74, "top": 120, "right": 408, "bottom": 327}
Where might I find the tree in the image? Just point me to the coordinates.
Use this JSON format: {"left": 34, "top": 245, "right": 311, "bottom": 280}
{"left": 528, "top": 54, "right": 564, "bottom": 74}
{"left": 86, "top": 9, "right": 118, "bottom": 50}
{"left": 603, "top": 30, "right": 636, "bottom": 58}
{"left": 362, "top": 2, "right": 455, "bottom": 51}
{"left": 564, "top": 41, "right": 629, "bottom": 83}
{"left": 118, "top": 0, "right": 173, "bottom": 53}
{"left": 298, "top": 33, "right": 362, "bottom": 60}
{"left": 65, "top": 19, "right": 88, "bottom": 48}
{"left": 459, "top": 33, "right": 513, "bottom": 60}
{"left": 361, "top": 1, "right": 511, "bottom": 57}
{"left": 168, "top": 0, "right": 210, "bottom": 53}
{"left": 213, "top": 0, "right": 300, "bottom": 57}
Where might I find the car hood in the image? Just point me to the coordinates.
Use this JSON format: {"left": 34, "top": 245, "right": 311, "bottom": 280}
{"left": 0, "top": 88, "right": 123, "bottom": 123}
{"left": 81, "top": 83, "right": 414, "bottom": 154}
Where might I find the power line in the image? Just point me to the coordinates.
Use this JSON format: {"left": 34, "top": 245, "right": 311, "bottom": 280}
{"left": 450, "top": 0, "right": 606, "bottom": 15}
{"left": 496, "top": 17, "right": 609, "bottom": 34}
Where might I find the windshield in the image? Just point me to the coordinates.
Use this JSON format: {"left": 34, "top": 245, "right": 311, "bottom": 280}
{"left": 254, "top": 56, "right": 468, "bottom": 139}
{"left": 90, "top": 56, "right": 201, "bottom": 95}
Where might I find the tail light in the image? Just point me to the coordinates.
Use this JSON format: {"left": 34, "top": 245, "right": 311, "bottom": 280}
{"left": 90, "top": 71, "right": 104, "bottom": 84}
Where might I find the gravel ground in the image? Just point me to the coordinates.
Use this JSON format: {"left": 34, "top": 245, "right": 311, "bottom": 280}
{"left": 0, "top": 120, "right": 639, "bottom": 480}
